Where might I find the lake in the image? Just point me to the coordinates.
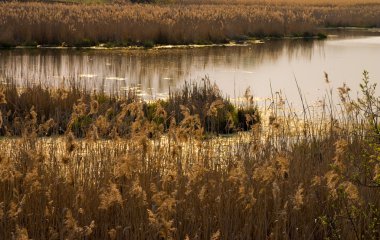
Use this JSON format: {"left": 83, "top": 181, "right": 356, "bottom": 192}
{"left": 1, "top": 29, "right": 379, "bottom": 108}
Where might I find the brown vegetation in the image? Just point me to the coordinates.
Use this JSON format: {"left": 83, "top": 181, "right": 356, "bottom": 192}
{"left": 0, "top": 77, "right": 258, "bottom": 136}
{"left": 180, "top": 0, "right": 380, "bottom": 6}
{"left": 0, "top": 71, "right": 379, "bottom": 239}
{"left": 1, "top": 1, "right": 380, "bottom": 46}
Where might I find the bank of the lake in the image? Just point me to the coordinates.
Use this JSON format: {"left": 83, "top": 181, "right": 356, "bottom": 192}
{"left": 1, "top": 2, "right": 380, "bottom": 47}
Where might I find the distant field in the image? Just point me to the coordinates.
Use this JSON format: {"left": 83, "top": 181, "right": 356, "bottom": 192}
{"left": 189, "top": 0, "right": 380, "bottom": 4}
{"left": 180, "top": 0, "right": 380, "bottom": 5}
{"left": 33, "top": 0, "right": 380, "bottom": 5}
{"left": 1, "top": 2, "right": 380, "bottom": 46}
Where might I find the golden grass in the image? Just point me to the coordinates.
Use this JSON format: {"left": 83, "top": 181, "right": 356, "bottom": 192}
{"left": 181, "top": 0, "right": 380, "bottom": 6}
{"left": 1, "top": 1, "right": 380, "bottom": 46}
{"left": 0, "top": 71, "right": 379, "bottom": 239}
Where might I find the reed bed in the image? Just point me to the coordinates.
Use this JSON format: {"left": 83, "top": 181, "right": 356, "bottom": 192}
{"left": 179, "top": 0, "right": 380, "bottom": 6}
{"left": 1, "top": 2, "right": 380, "bottom": 46}
{"left": 0, "top": 77, "right": 258, "bottom": 136}
{"left": 0, "top": 71, "right": 379, "bottom": 239}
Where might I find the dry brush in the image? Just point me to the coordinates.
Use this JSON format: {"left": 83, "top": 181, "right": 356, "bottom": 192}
{"left": 1, "top": 2, "right": 380, "bottom": 46}
{"left": 0, "top": 72, "right": 379, "bottom": 239}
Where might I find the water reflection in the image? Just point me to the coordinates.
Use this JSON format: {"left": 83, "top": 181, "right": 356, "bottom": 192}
{"left": 0, "top": 40, "right": 317, "bottom": 92}
{"left": 0, "top": 33, "right": 379, "bottom": 106}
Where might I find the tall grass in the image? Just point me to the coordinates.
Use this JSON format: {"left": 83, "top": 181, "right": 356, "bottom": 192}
{"left": 179, "top": 0, "right": 380, "bottom": 6}
{"left": 1, "top": 2, "right": 380, "bottom": 46}
{"left": 0, "top": 71, "right": 379, "bottom": 239}
{"left": 0, "top": 77, "right": 258, "bottom": 136}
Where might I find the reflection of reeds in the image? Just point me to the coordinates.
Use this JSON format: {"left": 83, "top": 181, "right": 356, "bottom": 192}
{"left": 0, "top": 42, "right": 316, "bottom": 92}
{"left": 0, "top": 72, "right": 379, "bottom": 239}
{"left": 1, "top": 2, "right": 380, "bottom": 46}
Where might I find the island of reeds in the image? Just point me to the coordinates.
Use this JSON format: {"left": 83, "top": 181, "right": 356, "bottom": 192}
{"left": 0, "top": 71, "right": 379, "bottom": 239}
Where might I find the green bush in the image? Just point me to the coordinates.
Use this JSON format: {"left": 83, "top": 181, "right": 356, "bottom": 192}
{"left": 71, "top": 115, "right": 93, "bottom": 137}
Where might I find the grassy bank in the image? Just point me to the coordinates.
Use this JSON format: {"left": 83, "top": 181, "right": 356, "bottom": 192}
{"left": 0, "top": 72, "right": 379, "bottom": 239}
{"left": 1, "top": 2, "right": 380, "bottom": 47}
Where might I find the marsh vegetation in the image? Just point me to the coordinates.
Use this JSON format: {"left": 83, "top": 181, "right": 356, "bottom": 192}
{"left": 1, "top": 1, "right": 380, "bottom": 239}
{"left": 1, "top": 1, "right": 380, "bottom": 47}
{"left": 0, "top": 72, "right": 379, "bottom": 239}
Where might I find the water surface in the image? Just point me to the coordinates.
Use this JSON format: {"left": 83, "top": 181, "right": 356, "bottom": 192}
{"left": 1, "top": 29, "right": 379, "bottom": 107}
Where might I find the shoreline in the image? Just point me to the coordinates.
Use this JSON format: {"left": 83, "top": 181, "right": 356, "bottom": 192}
{"left": 5, "top": 1, "right": 380, "bottom": 49}
{"left": 4, "top": 26, "right": 380, "bottom": 51}
{"left": 0, "top": 34, "right": 328, "bottom": 51}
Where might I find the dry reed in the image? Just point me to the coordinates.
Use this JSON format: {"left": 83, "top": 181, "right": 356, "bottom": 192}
{"left": 1, "top": 1, "right": 380, "bottom": 46}
{"left": 0, "top": 71, "right": 379, "bottom": 239}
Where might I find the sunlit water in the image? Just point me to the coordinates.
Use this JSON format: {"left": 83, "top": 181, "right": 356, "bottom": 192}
{"left": 0, "top": 29, "right": 379, "bottom": 108}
